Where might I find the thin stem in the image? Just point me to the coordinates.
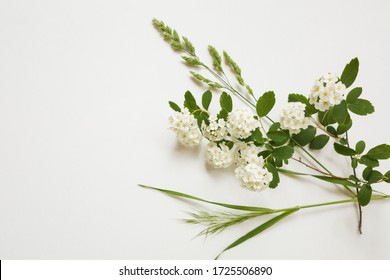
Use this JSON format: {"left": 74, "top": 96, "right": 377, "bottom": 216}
{"left": 310, "top": 117, "right": 339, "bottom": 139}
{"left": 292, "top": 157, "right": 330, "bottom": 176}
{"left": 346, "top": 132, "right": 363, "bottom": 234}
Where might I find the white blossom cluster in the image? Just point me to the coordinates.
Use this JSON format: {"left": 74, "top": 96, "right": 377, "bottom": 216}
{"left": 234, "top": 163, "right": 273, "bottom": 191}
{"left": 308, "top": 73, "right": 346, "bottom": 111}
{"left": 227, "top": 108, "right": 260, "bottom": 139}
{"left": 235, "top": 143, "right": 264, "bottom": 165}
{"left": 280, "top": 102, "right": 311, "bottom": 135}
{"left": 201, "top": 114, "right": 228, "bottom": 141}
{"left": 206, "top": 142, "right": 234, "bottom": 168}
{"left": 169, "top": 108, "right": 202, "bottom": 147}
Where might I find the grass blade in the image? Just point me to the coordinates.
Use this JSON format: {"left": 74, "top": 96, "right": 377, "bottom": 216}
{"left": 215, "top": 209, "right": 298, "bottom": 259}
{"left": 138, "top": 184, "right": 274, "bottom": 213}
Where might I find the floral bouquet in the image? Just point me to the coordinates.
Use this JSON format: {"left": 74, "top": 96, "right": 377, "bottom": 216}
{"left": 139, "top": 19, "right": 390, "bottom": 259}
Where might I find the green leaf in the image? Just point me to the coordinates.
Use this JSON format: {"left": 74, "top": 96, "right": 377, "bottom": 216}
{"left": 217, "top": 108, "right": 228, "bottom": 120}
{"left": 326, "top": 126, "right": 337, "bottom": 136}
{"left": 366, "top": 144, "right": 390, "bottom": 160}
{"left": 220, "top": 92, "right": 233, "bottom": 112}
{"left": 272, "top": 145, "right": 294, "bottom": 160}
{"left": 362, "top": 167, "right": 372, "bottom": 181}
{"left": 292, "top": 126, "right": 316, "bottom": 146}
{"left": 309, "top": 135, "right": 330, "bottom": 150}
{"left": 241, "top": 128, "right": 265, "bottom": 145}
{"left": 288, "top": 93, "right": 317, "bottom": 115}
{"left": 184, "top": 90, "right": 197, "bottom": 111}
{"left": 332, "top": 100, "right": 348, "bottom": 124}
{"left": 334, "top": 142, "right": 356, "bottom": 156}
{"left": 268, "top": 122, "right": 281, "bottom": 132}
{"left": 138, "top": 185, "right": 274, "bottom": 212}
{"left": 313, "top": 176, "right": 358, "bottom": 188}
{"left": 215, "top": 209, "right": 298, "bottom": 260}
{"left": 368, "top": 170, "right": 383, "bottom": 184}
{"left": 384, "top": 171, "right": 390, "bottom": 183}
{"left": 265, "top": 163, "right": 280, "bottom": 189}
{"left": 340, "top": 57, "right": 359, "bottom": 88}
{"left": 267, "top": 131, "right": 289, "bottom": 146}
{"left": 351, "top": 158, "right": 358, "bottom": 169}
{"left": 358, "top": 184, "right": 372, "bottom": 207}
{"left": 336, "top": 114, "right": 352, "bottom": 134}
{"left": 256, "top": 91, "right": 275, "bottom": 117}
{"left": 202, "top": 90, "right": 212, "bottom": 110}
{"left": 355, "top": 141, "right": 366, "bottom": 154}
{"left": 346, "top": 87, "right": 362, "bottom": 104}
{"left": 358, "top": 155, "right": 379, "bottom": 167}
{"left": 318, "top": 109, "right": 336, "bottom": 126}
{"left": 348, "top": 99, "right": 375, "bottom": 116}
{"left": 169, "top": 101, "right": 181, "bottom": 112}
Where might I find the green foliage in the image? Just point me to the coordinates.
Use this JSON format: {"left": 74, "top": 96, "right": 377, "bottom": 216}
{"left": 292, "top": 126, "right": 316, "bottom": 146}
{"left": 348, "top": 99, "right": 375, "bottom": 116}
{"left": 346, "top": 87, "right": 362, "bottom": 103}
{"left": 288, "top": 93, "right": 317, "bottom": 116}
{"left": 358, "top": 184, "right": 372, "bottom": 206}
{"left": 365, "top": 144, "right": 390, "bottom": 160}
{"left": 220, "top": 92, "right": 233, "bottom": 112}
{"left": 223, "top": 51, "right": 241, "bottom": 75}
{"left": 169, "top": 101, "right": 181, "bottom": 112}
{"left": 272, "top": 145, "right": 294, "bottom": 160}
{"left": 267, "top": 131, "right": 289, "bottom": 146}
{"left": 190, "top": 71, "right": 223, "bottom": 88}
{"left": 310, "top": 134, "right": 330, "bottom": 150}
{"left": 355, "top": 141, "right": 366, "bottom": 154}
{"left": 358, "top": 155, "right": 379, "bottom": 167}
{"left": 333, "top": 100, "right": 348, "bottom": 124}
{"left": 202, "top": 90, "right": 212, "bottom": 110}
{"left": 336, "top": 114, "right": 353, "bottom": 134}
{"left": 318, "top": 109, "right": 336, "bottom": 126}
{"left": 384, "top": 171, "right": 390, "bottom": 183}
{"left": 181, "top": 56, "right": 201, "bottom": 66}
{"left": 265, "top": 163, "right": 280, "bottom": 188}
{"left": 256, "top": 91, "right": 275, "bottom": 117}
{"left": 340, "top": 57, "right": 359, "bottom": 88}
{"left": 334, "top": 143, "right": 356, "bottom": 156}
{"left": 184, "top": 90, "right": 198, "bottom": 112}
{"left": 368, "top": 170, "right": 383, "bottom": 184}
{"left": 215, "top": 209, "right": 298, "bottom": 260}
{"left": 313, "top": 176, "right": 358, "bottom": 188}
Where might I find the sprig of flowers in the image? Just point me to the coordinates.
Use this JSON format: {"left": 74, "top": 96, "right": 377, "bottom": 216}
{"left": 139, "top": 19, "right": 390, "bottom": 259}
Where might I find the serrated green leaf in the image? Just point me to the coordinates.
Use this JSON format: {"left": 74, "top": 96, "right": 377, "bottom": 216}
{"left": 215, "top": 209, "right": 298, "bottom": 260}
{"left": 358, "top": 155, "right": 379, "bottom": 167}
{"left": 309, "top": 134, "right": 330, "bottom": 150}
{"left": 288, "top": 93, "right": 307, "bottom": 104}
{"left": 348, "top": 99, "right": 375, "bottom": 116}
{"left": 272, "top": 145, "right": 294, "bottom": 160}
{"left": 267, "top": 131, "right": 289, "bottom": 146}
{"left": 217, "top": 108, "right": 228, "bottom": 120}
{"left": 366, "top": 144, "right": 390, "bottom": 160}
{"left": 358, "top": 184, "right": 372, "bottom": 206}
{"left": 292, "top": 126, "right": 316, "bottom": 146}
{"left": 202, "top": 90, "right": 212, "bottom": 110}
{"left": 220, "top": 92, "right": 233, "bottom": 112}
{"left": 184, "top": 90, "right": 197, "bottom": 111}
{"left": 346, "top": 87, "right": 362, "bottom": 104}
{"left": 333, "top": 100, "right": 348, "bottom": 124}
{"left": 355, "top": 141, "right": 366, "bottom": 154}
{"left": 340, "top": 57, "right": 359, "bottom": 88}
{"left": 256, "top": 91, "right": 275, "bottom": 117}
{"left": 265, "top": 163, "right": 280, "bottom": 189}
{"left": 169, "top": 101, "right": 181, "bottom": 112}
{"left": 334, "top": 142, "right": 356, "bottom": 156}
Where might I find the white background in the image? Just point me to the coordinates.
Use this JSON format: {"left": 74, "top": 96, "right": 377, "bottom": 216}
{"left": 1, "top": 0, "right": 390, "bottom": 260}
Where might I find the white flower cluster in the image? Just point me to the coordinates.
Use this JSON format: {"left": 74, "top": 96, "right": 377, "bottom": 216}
{"left": 227, "top": 108, "right": 260, "bottom": 139}
{"left": 280, "top": 102, "right": 310, "bottom": 135}
{"left": 235, "top": 143, "right": 264, "bottom": 165}
{"left": 206, "top": 142, "right": 234, "bottom": 168}
{"left": 201, "top": 114, "right": 228, "bottom": 141}
{"left": 169, "top": 108, "right": 202, "bottom": 147}
{"left": 309, "top": 73, "right": 346, "bottom": 111}
{"left": 234, "top": 163, "right": 273, "bottom": 191}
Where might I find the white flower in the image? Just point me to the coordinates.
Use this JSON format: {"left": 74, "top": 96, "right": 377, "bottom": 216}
{"left": 308, "top": 73, "right": 346, "bottom": 111}
{"left": 227, "top": 107, "right": 260, "bottom": 139}
{"left": 201, "top": 114, "right": 228, "bottom": 141}
{"left": 235, "top": 143, "right": 264, "bottom": 165}
{"left": 234, "top": 163, "right": 273, "bottom": 191}
{"left": 169, "top": 108, "right": 202, "bottom": 147}
{"left": 280, "top": 102, "right": 311, "bottom": 135}
{"left": 206, "top": 142, "right": 234, "bottom": 168}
